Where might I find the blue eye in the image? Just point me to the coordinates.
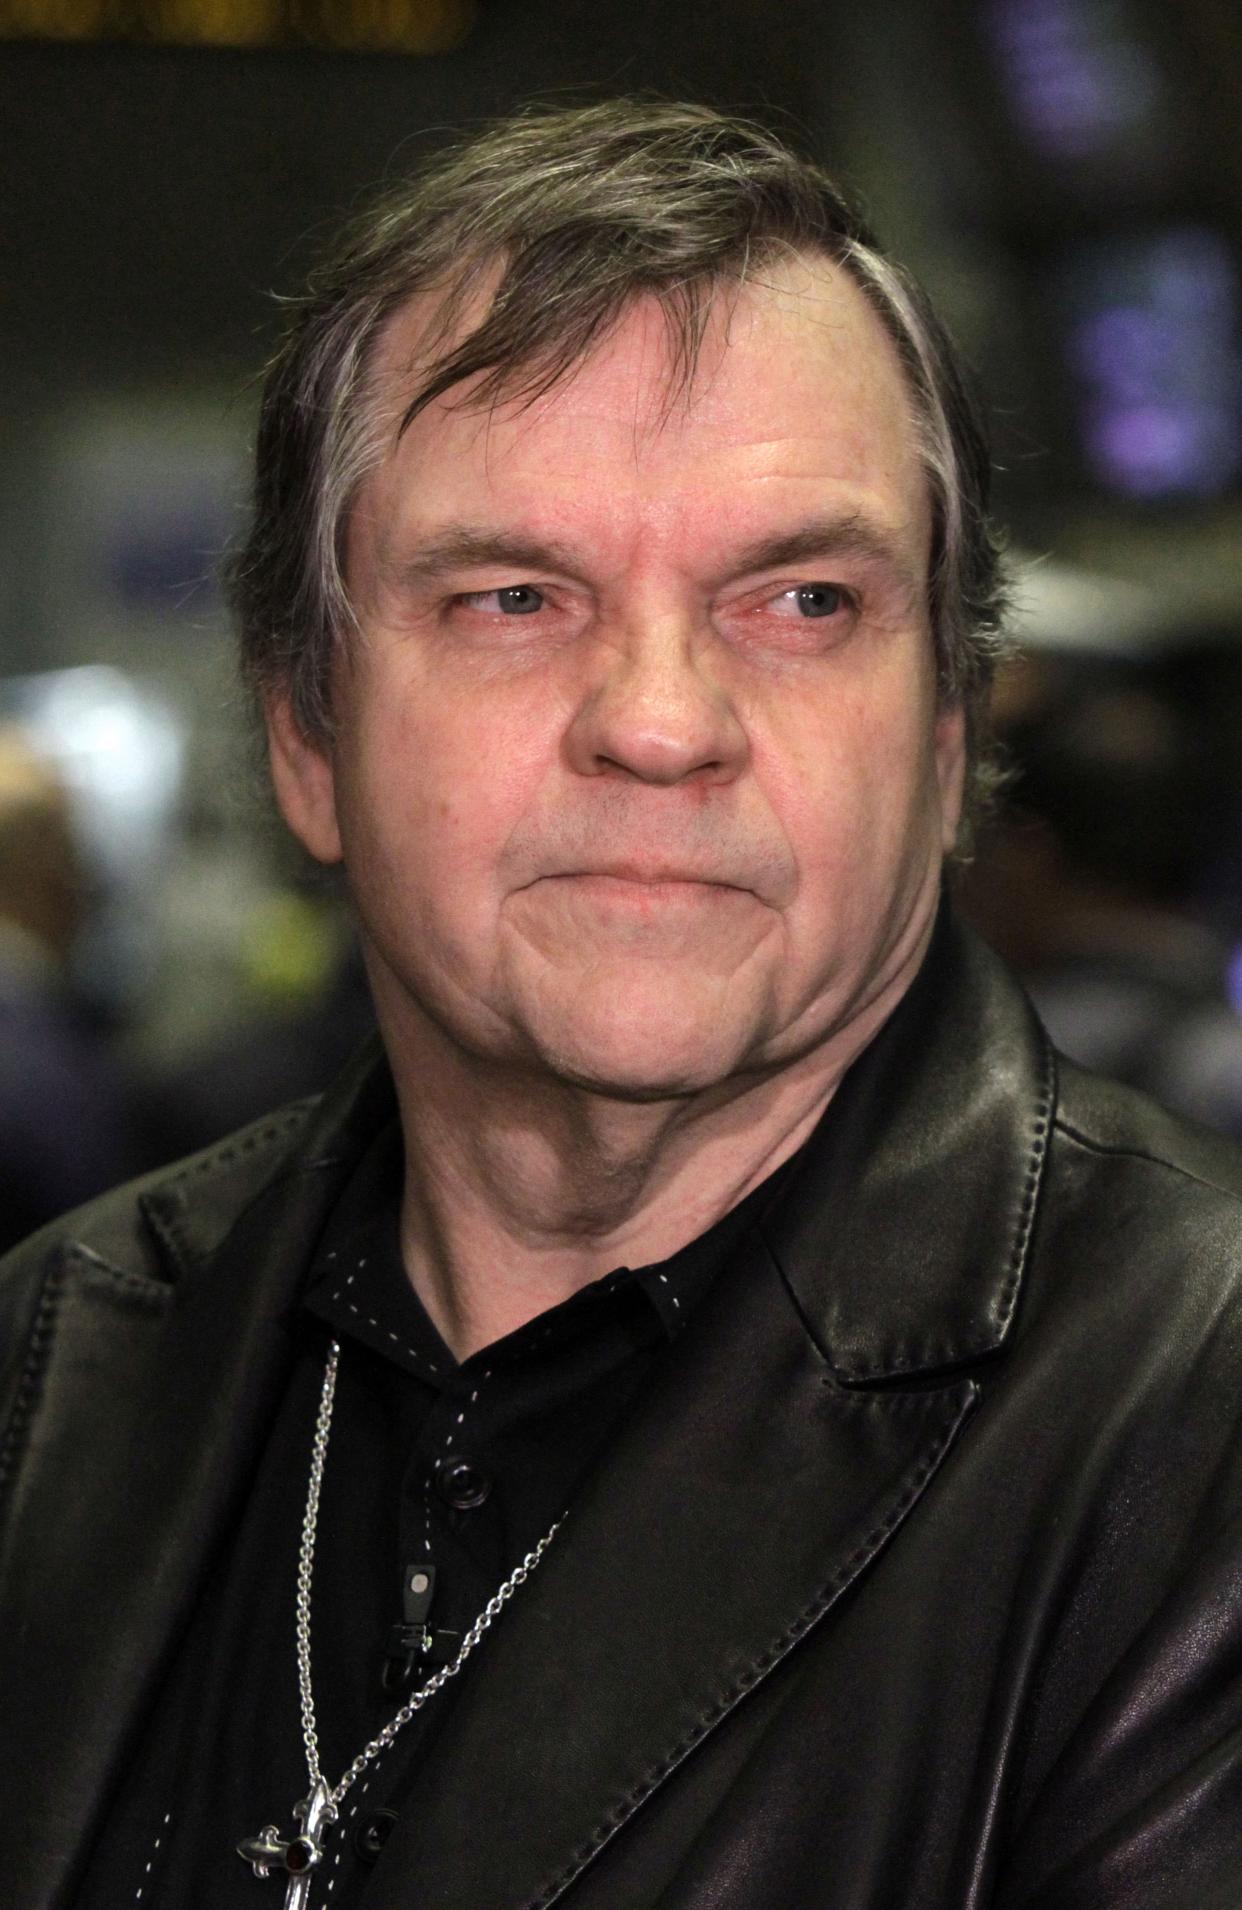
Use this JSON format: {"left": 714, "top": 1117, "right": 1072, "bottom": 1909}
{"left": 793, "top": 584, "right": 843, "bottom": 618}
{"left": 496, "top": 585, "right": 543, "bottom": 614}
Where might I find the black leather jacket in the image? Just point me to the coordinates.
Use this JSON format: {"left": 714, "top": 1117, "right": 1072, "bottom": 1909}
{"left": 5, "top": 916, "right": 1242, "bottom": 1909}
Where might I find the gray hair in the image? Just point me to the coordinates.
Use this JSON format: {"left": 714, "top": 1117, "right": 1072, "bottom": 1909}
{"left": 230, "top": 99, "right": 1009, "bottom": 831}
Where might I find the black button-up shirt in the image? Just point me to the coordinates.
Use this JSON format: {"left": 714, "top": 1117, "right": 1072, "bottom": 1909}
{"left": 78, "top": 1117, "right": 792, "bottom": 1907}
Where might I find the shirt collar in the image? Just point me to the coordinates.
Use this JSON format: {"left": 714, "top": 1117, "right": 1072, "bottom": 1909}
{"left": 302, "top": 1119, "right": 804, "bottom": 1382}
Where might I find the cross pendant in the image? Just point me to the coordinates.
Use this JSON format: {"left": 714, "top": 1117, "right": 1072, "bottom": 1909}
{"left": 237, "top": 1778, "right": 338, "bottom": 1909}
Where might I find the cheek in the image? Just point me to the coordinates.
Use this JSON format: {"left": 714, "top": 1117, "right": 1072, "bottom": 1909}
{"left": 753, "top": 686, "right": 947, "bottom": 938}
{"left": 333, "top": 674, "right": 557, "bottom": 898}
{"left": 762, "top": 690, "right": 917, "bottom": 849}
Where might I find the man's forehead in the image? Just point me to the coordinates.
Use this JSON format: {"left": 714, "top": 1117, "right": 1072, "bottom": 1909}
{"left": 367, "top": 251, "right": 921, "bottom": 463}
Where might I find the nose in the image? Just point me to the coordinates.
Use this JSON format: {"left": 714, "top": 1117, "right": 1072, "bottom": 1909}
{"left": 563, "top": 615, "right": 749, "bottom": 787}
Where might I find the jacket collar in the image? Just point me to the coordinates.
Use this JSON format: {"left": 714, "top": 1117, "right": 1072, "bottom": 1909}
{"left": 765, "top": 907, "right": 1056, "bottom": 1384}
{"left": 101, "top": 906, "right": 1054, "bottom": 1383}
{"left": 134, "top": 1030, "right": 398, "bottom": 1286}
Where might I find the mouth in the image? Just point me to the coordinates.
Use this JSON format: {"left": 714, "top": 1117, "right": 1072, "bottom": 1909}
{"left": 519, "top": 874, "right": 761, "bottom": 933}
{"left": 541, "top": 871, "right": 749, "bottom": 903}
{"left": 541, "top": 865, "right": 748, "bottom": 891}
{"left": 506, "top": 868, "right": 773, "bottom": 964}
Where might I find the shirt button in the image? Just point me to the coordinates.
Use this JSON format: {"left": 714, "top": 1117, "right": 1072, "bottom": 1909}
{"left": 436, "top": 1453, "right": 491, "bottom": 1509}
{"left": 354, "top": 1807, "right": 399, "bottom": 1863}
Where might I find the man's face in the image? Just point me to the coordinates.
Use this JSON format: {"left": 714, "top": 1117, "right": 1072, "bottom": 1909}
{"left": 272, "top": 256, "right": 965, "bottom": 1100}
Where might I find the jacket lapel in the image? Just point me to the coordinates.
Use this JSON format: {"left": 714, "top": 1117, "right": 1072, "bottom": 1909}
{"left": 367, "top": 1222, "right": 979, "bottom": 1909}
{"left": 0, "top": 1053, "right": 391, "bottom": 1909}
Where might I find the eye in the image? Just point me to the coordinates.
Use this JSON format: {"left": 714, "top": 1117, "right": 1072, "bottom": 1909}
{"left": 785, "top": 583, "right": 845, "bottom": 619}
{"left": 459, "top": 584, "right": 545, "bottom": 615}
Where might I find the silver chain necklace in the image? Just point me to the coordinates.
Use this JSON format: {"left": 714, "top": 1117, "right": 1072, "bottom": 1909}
{"left": 237, "top": 1339, "right": 562, "bottom": 1909}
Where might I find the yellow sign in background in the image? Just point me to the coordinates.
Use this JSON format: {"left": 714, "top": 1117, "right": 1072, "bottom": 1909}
{"left": 0, "top": 0, "right": 474, "bottom": 52}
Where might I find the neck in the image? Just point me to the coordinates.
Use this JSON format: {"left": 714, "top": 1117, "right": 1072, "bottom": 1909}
{"left": 394, "top": 1053, "right": 838, "bottom": 1359}
{"left": 375, "top": 931, "right": 930, "bottom": 1361}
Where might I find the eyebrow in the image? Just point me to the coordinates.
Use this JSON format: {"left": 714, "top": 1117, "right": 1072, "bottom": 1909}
{"left": 387, "top": 512, "right": 923, "bottom": 596}
{"left": 721, "top": 515, "right": 924, "bottom": 599}
{"left": 388, "top": 529, "right": 583, "bottom": 588}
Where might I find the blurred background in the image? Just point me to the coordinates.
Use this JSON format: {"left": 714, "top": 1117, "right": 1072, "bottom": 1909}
{"left": 3, "top": 0, "right": 1242, "bottom": 1243}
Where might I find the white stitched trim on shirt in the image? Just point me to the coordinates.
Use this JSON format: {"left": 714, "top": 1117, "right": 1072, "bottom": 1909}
{"left": 133, "top": 1810, "right": 172, "bottom": 1903}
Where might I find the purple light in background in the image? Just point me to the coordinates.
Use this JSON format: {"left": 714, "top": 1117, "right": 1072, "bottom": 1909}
{"left": 1062, "top": 229, "right": 1242, "bottom": 499}
{"left": 984, "top": 0, "right": 1163, "bottom": 162}
{"left": 1072, "top": 306, "right": 1171, "bottom": 401}
{"left": 1091, "top": 406, "right": 1226, "bottom": 497}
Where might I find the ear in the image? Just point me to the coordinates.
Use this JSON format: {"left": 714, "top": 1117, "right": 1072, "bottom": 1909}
{"left": 265, "top": 693, "right": 344, "bottom": 865}
{"left": 933, "top": 701, "right": 968, "bottom": 854}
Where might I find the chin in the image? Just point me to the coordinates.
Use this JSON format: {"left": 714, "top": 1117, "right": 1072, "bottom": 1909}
{"left": 524, "top": 1002, "right": 759, "bottom": 1104}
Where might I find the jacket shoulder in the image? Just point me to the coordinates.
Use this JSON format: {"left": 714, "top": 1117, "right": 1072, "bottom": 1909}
{"left": 1053, "top": 1054, "right": 1242, "bottom": 1205}
{"left": 1037, "top": 1054, "right": 1242, "bottom": 1363}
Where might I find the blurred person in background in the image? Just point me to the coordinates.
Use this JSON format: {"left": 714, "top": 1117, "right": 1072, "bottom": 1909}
{"left": 6, "top": 101, "right": 1242, "bottom": 1910}
{"left": 137, "top": 847, "right": 376, "bottom": 1166}
{"left": 964, "top": 656, "right": 1242, "bottom": 1138}
{"left": 0, "top": 727, "right": 137, "bottom": 1251}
